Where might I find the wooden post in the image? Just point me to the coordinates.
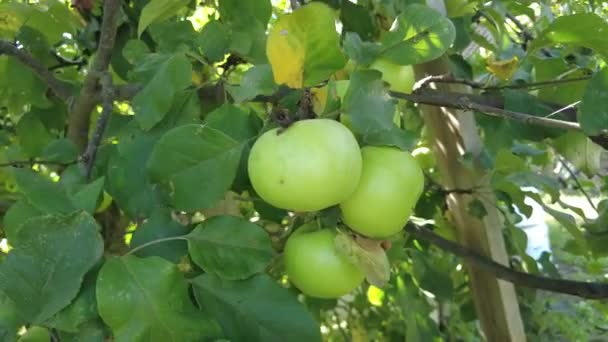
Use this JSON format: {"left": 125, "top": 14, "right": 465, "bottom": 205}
{"left": 413, "top": 57, "right": 526, "bottom": 341}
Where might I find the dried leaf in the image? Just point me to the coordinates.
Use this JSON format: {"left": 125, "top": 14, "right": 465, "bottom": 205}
{"left": 334, "top": 231, "right": 391, "bottom": 287}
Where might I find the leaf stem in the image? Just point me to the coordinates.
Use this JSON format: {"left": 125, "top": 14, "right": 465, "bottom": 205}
{"left": 125, "top": 236, "right": 189, "bottom": 256}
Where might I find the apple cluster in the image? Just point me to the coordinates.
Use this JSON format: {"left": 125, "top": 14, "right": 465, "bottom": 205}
{"left": 247, "top": 116, "right": 424, "bottom": 298}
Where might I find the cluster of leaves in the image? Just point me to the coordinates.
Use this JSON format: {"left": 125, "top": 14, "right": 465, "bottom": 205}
{"left": 1, "top": 0, "right": 608, "bottom": 340}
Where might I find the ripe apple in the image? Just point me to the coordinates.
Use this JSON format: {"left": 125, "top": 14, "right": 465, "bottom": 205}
{"left": 284, "top": 226, "right": 364, "bottom": 298}
{"left": 369, "top": 58, "right": 415, "bottom": 94}
{"left": 340, "top": 146, "right": 424, "bottom": 238}
{"left": 248, "top": 119, "right": 362, "bottom": 212}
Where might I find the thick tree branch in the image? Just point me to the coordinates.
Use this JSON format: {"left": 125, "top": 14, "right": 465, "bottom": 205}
{"left": 67, "top": 0, "right": 122, "bottom": 152}
{"left": 82, "top": 73, "right": 114, "bottom": 180}
{"left": 406, "top": 224, "right": 608, "bottom": 299}
{"left": 0, "top": 40, "right": 72, "bottom": 101}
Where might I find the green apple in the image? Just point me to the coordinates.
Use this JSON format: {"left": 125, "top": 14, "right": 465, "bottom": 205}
{"left": 370, "top": 58, "right": 415, "bottom": 94}
{"left": 284, "top": 227, "right": 364, "bottom": 298}
{"left": 248, "top": 119, "right": 362, "bottom": 212}
{"left": 18, "top": 326, "right": 50, "bottom": 342}
{"left": 412, "top": 146, "right": 436, "bottom": 170}
{"left": 340, "top": 146, "right": 424, "bottom": 238}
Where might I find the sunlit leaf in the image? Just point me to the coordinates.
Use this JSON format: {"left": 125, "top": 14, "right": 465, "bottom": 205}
{"left": 138, "top": 0, "right": 189, "bottom": 37}
{"left": 266, "top": 2, "right": 346, "bottom": 88}
{"left": 380, "top": 4, "right": 456, "bottom": 65}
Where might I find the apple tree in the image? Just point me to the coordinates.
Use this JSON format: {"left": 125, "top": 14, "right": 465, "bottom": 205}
{"left": 1, "top": 0, "right": 608, "bottom": 340}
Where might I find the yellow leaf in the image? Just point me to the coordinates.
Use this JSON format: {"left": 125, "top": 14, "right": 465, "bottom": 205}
{"left": 266, "top": 2, "right": 346, "bottom": 88}
{"left": 266, "top": 19, "right": 306, "bottom": 88}
{"left": 486, "top": 56, "right": 519, "bottom": 80}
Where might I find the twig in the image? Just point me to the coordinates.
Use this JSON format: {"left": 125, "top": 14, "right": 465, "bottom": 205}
{"left": 506, "top": 13, "right": 552, "bottom": 57}
{"left": 0, "top": 159, "right": 77, "bottom": 168}
{"left": 67, "top": 0, "right": 122, "bottom": 152}
{"left": 389, "top": 90, "right": 585, "bottom": 132}
{"left": 0, "top": 40, "right": 72, "bottom": 101}
{"left": 558, "top": 157, "right": 598, "bottom": 212}
{"left": 418, "top": 74, "right": 591, "bottom": 91}
{"left": 406, "top": 224, "right": 608, "bottom": 299}
{"left": 82, "top": 73, "right": 114, "bottom": 180}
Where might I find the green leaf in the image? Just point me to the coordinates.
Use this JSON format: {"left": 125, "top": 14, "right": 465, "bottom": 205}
{"left": 218, "top": 0, "right": 271, "bottom": 63}
{"left": 362, "top": 126, "right": 418, "bottom": 150}
{"left": 533, "top": 13, "right": 608, "bottom": 58}
{"left": 187, "top": 215, "right": 273, "bottom": 280}
{"left": 15, "top": 112, "right": 54, "bottom": 157}
{"left": 41, "top": 139, "right": 79, "bottom": 163}
{"left": 0, "top": 293, "right": 21, "bottom": 342}
{"left": 225, "top": 65, "right": 278, "bottom": 103}
{"left": 96, "top": 256, "right": 221, "bottom": 342}
{"left": 122, "top": 40, "right": 150, "bottom": 65}
{"left": 133, "top": 53, "right": 192, "bottom": 131}
{"left": 342, "top": 32, "right": 383, "bottom": 65}
{"left": 410, "top": 251, "right": 454, "bottom": 301}
{"left": 147, "top": 125, "right": 244, "bottom": 211}
{"left": 553, "top": 131, "right": 603, "bottom": 177}
{"left": 13, "top": 168, "right": 76, "bottom": 214}
{"left": 467, "top": 199, "right": 488, "bottom": 219}
{"left": 533, "top": 57, "right": 589, "bottom": 106}
{"left": 0, "top": 57, "right": 50, "bottom": 113}
{"left": 148, "top": 20, "right": 198, "bottom": 53}
{"left": 218, "top": 0, "right": 271, "bottom": 25}
{"left": 192, "top": 274, "right": 322, "bottom": 342}
{"left": 138, "top": 0, "right": 189, "bottom": 37}
{"left": 198, "top": 20, "right": 231, "bottom": 63}
{"left": 70, "top": 177, "right": 105, "bottom": 214}
{"left": 266, "top": 1, "right": 347, "bottom": 88}
{"left": 494, "top": 149, "right": 527, "bottom": 174}
{"left": 579, "top": 67, "right": 608, "bottom": 135}
{"left": 543, "top": 204, "right": 586, "bottom": 248}
{"left": 203, "top": 104, "right": 261, "bottom": 141}
{"left": 106, "top": 126, "right": 165, "bottom": 220}
{"left": 2, "top": 199, "right": 44, "bottom": 241}
{"left": 342, "top": 70, "right": 399, "bottom": 145}
{"left": 57, "top": 320, "right": 107, "bottom": 342}
{"left": 130, "top": 208, "right": 189, "bottom": 263}
{"left": 340, "top": 0, "right": 376, "bottom": 41}
{"left": 380, "top": 4, "right": 456, "bottom": 65}
{"left": 46, "top": 271, "right": 99, "bottom": 333}
{"left": 0, "top": 212, "right": 104, "bottom": 323}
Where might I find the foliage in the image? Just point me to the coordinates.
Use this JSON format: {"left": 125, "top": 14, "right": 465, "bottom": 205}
{"left": 0, "top": 0, "right": 608, "bottom": 340}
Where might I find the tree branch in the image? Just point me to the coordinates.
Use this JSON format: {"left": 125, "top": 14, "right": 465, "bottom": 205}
{"left": 0, "top": 40, "right": 72, "bottom": 101}
{"left": 0, "top": 160, "right": 77, "bottom": 168}
{"left": 419, "top": 73, "right": 591, "bottom": 91}
{"left": 82, "top": 73, "right": 114, "bottom": 180}
{"left": 67, "top": 0, "right": 122, "bottom": 153}
{"left": 405, "top": 224, "right": 608, "bottom": 299}
{"left": 389, "top": 90, "right": 584, "bottom": 132}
